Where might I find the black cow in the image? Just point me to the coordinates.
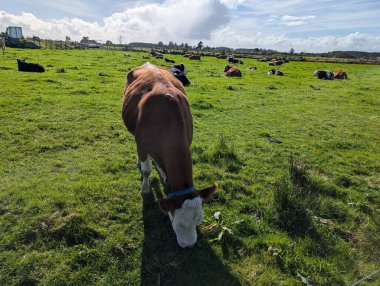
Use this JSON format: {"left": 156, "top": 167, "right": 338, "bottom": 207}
{"left": 167, "top": 63, "right": 190, "bottom": 86}
{"left": 313, "top": 70, "right": 333, "bottom": 80}
{"left": 17, "top": 59, "right": 45, "bottom": 73}
{"left": 267, "top": 69, "right": 283, "bottom": 76}
{"left": 165, "top": 58, "right": 175, "bottom": 63}
{"left": 269, "top": 60, "right": 284, "bottom": 66}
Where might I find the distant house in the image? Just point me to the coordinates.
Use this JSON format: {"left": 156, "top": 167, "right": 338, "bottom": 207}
{"left": 80, "top": 37, "right": 101, "bottom": 48}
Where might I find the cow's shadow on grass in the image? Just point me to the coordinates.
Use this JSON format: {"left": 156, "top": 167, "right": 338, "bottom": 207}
{"left": 140, "top": 178, "right": 241, "bottom": 286}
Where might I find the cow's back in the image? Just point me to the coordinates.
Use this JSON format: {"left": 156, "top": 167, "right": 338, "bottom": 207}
{"left": 122, "top": 63, "right": 192, "bottom": 149}
{"left": 122, "top": 63, "right": 193, "bottom": 189}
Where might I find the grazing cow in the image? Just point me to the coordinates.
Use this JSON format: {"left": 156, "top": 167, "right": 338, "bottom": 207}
{"left": 124, "top": 54, "right": 131, "bottom": 58}
{"left": 1, "top": 38, "right": 5, "bottom": 55}
{"left": 156, "top": 54, "right": 164, "bottom": 59}
{"left": 165, "top": 58, "right": 175, "bottom": 63}
{"left": 189, "top": 55, "right": 201, "bottom": 60}
{"left": 333, "top": 70, "right": 348, "bottom": 79}
{"left": 143, "top": 55, "right": 150, "bottom": 59}
{"left": 122, "top": 62, "right": 217, "bottom": 248}
{"left": 267, "top": 69, "right": 283, "bottom": 76}
{"left": 313, "top": 69, "right": 333, "bottom": 80}
{"left": 245, "top": 66, "right": 257, "bottom": 70}
{"left": 17, "top": 59, "right": 45, "bottom": 73}
{"left": 168, "top": 63, "right": 190, "bottom": 86}
{"left": 216, "top": 55, "right": 226, "bottom": 59}
{"left": 224, "top": 65, "right": 242, "bottom": 77}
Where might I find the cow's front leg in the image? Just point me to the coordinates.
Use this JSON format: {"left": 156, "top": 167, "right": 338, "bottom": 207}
{"left": 139, "top": 157, "right": 152, "bottom": 196}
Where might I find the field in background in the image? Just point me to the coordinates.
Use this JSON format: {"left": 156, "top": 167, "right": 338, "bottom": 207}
{"left": 1, "top": 48, "right": 379, "bottom": 286}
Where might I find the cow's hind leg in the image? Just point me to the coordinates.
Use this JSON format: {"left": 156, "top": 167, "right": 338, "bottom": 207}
{"left": 137, "top": 150, "right": 152, "bottom": 197}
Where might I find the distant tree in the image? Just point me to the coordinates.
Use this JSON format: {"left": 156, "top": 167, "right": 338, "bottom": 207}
{"left": 289, "top": 47, "right": 294, "bottom": 55}
{"left": 168, "top": 41, "right": 174, "bottom": 49}
{"left": 158, "top": 41, "right": 164, "bottom": 47}
{"left": 197, "top": 41, "right": 203, "bottom": 50}
{"left": 118, "top": 35, "right": 123, "bottom": 45}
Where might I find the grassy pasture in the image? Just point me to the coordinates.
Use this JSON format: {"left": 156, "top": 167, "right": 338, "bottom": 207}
{"left": 0, "top": 48, "right": 379, "bottom": 286}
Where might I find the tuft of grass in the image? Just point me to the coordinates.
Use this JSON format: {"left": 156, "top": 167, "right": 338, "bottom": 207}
{"left": 197, "top": 135, "right": 243, "bottom": 172}
{"left": 273, "top": 178, "right": 313, "bottom": 236}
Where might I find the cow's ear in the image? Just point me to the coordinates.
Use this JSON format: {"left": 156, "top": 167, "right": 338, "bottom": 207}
{"left": 158, "top": 198, "right": 175, "bottom": 213}
{"left": 126, "top": 68, "right": 137, "bottom": 85}
{"left": 198, "top": 183, "right": 218, "bottom": 202}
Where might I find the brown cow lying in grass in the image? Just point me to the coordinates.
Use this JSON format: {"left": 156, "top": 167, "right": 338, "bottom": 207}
{"left": 122, "top": 62, "right": 217, "bottom": 248}
{"left": 224, "top": 65, "right": 242, "bottom": 77}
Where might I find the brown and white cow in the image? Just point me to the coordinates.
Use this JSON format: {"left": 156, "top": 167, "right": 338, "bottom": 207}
{"left": 224, "top": 65, "right": 242, "bottom": 77}
{"left": 333, "top": 70, "right": 348, "bottom": 79}
{"left": 122, "top": 62, "right": 217, "bottom": 248}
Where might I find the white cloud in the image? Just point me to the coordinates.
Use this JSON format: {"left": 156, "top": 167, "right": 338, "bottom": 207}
{"left": 281, "top": 15, "right": 316, "bottom": 26}
{"left": 0, "top": 0, "right": 230, "bottom": 43}
{"left": 209, "top": 27, "right": 380, "bottom": 52}
{"left": 219, "top": 0, "right": 246, "bottom": 9}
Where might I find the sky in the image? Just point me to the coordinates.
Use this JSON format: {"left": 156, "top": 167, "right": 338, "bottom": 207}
{"left": 1, "top": 0, "right": 380, "bottom": 53}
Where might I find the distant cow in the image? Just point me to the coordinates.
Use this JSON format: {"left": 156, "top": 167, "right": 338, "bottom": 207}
{"left": 245, "top": 66, "right": 257, "bottom": 70}
{"left": 165, "top": 58, "right": 175, "bottom": 63}
{"left": 216, "top": 55, "right": 226, "bottom": 59}
{"left": 168, "top": 63, "right": 190, "bottom": 86}
{"left": 124, "top": 54, "right": 131, "bottom": 58}
{"left": 224, "top": 65, "right": 242, "bottom": 77}
{"left": 122, "top": 62, "right": 217, "bottom": 248}
{"left": 269, "top": 60, "right": 284, "bottom": 66}
{"left": 143, "top": 55, "right": 150, "bottom": 59}
{"left": 150, "top": 51, "right": 161, "bottom": 57}
{"left": 17, "top": 59, "right": 45, "bottom": 73}
{"left": 267, "top": 69, "right": 283, "bottom": 76}
{"left": 227, "top": 56, "right": 239, "bottom": 64}
{"left": 333, "top": 70, "right": 348, "bottom": 79}
{"left": 189, "top": 55, "right": 201, "bottom": 60}
{"left": 227, "top": 56, "right": 243, "bottom": 64}
{"left": 313, "top": 70, "right": 333, "bottom": 80}
{"left": 1, "top": 38, "right": 5, "bottom": 55}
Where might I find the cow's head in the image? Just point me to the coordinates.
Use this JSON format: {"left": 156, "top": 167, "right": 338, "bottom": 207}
{"left": 173, "top": 63, "right": 188, "bottom": 75}
{"left": 224, "top": 65, "right": 232, "bottom": 72}
{"left": 159, "top": 184, "right": 217, "bottom": 248}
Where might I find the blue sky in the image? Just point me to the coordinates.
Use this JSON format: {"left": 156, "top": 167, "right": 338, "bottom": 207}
{"left": 1, "top": 0, "right": 380, "bottom": 52}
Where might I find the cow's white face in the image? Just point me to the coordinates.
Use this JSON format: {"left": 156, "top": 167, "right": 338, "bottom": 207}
{"left": 168, "top": 197, "right": 203, "bottom": 248}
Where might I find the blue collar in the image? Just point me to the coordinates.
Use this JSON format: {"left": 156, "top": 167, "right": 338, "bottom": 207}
{"left": 167, "top": 187, "right": 196, "bottom": 199}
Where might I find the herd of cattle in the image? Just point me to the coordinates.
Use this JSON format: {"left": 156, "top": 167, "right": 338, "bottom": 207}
{"left": 14, "top": 52, "right": 348, "bottom": 83}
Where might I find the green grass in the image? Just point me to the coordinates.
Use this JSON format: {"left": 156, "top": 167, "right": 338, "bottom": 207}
{"left": 1, "top": 48, "right": 379, "bottom": 286}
